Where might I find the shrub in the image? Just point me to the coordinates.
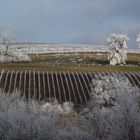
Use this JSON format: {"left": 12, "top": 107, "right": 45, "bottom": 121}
{"left": 0, "top": 91, "right": 94, "bottom": 140}
{"left": 81, "top": 75, "right": 140, "bottom": 140}
{"left": 0, "top": 74, "right": 140, "bottom": 140}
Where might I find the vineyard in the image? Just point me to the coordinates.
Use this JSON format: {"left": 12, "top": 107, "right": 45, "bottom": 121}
{"left": 0, "top": 70, "right": 139, "bottom": 104}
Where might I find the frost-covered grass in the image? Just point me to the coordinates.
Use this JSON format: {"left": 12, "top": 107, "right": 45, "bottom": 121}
{"left": 0, "top": 75, "right": 140, "bottom": 140}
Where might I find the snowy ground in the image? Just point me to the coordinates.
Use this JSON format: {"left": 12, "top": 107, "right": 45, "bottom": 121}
{"left": 0, "top": 43, "right": 139, "bottom": 54}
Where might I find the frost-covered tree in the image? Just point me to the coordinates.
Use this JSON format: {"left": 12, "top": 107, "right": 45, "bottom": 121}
{"left": 0, "top": 31, "right": 14, "bottom": 55}
{"left": 0, "top": 31, "right": 31, "bottom": 62}
{"left": 107, "top": 33, "right": 129, "bottom": 65}
{"left": 80, "top": 75, "right": 140, "bottom": 140}
{"left": 136, "top": 34, "right": 140, "bottom": 48}
{"left": 89, "top": 75, "right": 137, "bottom": 108}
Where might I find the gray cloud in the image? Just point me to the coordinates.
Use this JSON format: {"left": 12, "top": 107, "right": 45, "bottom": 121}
{"left": 0, "top": 0, "right": 140, "bottom": 48}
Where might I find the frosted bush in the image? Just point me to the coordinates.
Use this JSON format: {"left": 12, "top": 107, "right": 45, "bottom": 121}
{"left": 107, "top": 33, "right": 129, "bottom": 65}
{"left": 89, "top": 75, "right": 133, "bottom": 107}
{"left": 0, "top": 92, "right": 93, "bottom": 140}
{"left": 41, "top": 100, "right": 64, "bottom": 113}
{"left": 0, "top": 75, "right": 140, "bottom": 140}
{"left": 63, "top": 102, "right": 74, "bottom": 113}
{"left": 51, "top": 125, "right": 94, "bottom": 140}
{"left": 80, "top": 75, "right": 140, "bottom": 140}
{"left": 0, "top": 51, "right": 31, "bottom": 62}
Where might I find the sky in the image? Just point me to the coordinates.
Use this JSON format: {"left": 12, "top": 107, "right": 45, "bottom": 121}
{"left": 0, "top": 0, "right": 140, "bottom": 48}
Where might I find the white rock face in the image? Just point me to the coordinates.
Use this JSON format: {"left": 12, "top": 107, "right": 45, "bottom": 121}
{"left": 107, "top": 33, "right": 129, "bottom": 65}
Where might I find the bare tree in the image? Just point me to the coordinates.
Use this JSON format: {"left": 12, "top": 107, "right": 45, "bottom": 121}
{"left": 0, "top": 31, "right": 14, "bottom": 55}
{"left": 0, "top": 31, "right": 31, "bottom": 62}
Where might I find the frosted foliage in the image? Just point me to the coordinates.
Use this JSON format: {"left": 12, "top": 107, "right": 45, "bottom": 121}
{"left": 136, "top": 34, "right": 140, "bottom": 48}
{"left": 0, "top": 31, "right": 31, "bottom": 62}
{"left": 63, "top": 102, "right": 74, "bottom": 112}
{"left": 107, "top": 33, "right": 129, "bottom": 65}
{"left": 1, "top": 31, "right": 14, "bottom": 47}
{"left": 41, "top": 101, "right": 74, "bottom": 113}
{"left": 0, "top": 92, "right": 94, "bottom": 140}
{"left": 0, "top": 31, "right": 14, "bottom": 55}
{"left": 0, "top": 76, "right": 140, "bottom": 140}
{"left": 90, "top": 75, "right": 133, "bottom": 107}
{"left": 0, "top": 50, "right": 31, "bottom": 62}
{"left": 81, "top": 75, "right": 140, "bottom": 140}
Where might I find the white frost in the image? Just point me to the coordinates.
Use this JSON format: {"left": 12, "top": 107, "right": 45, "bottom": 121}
{"left": 107, "top": 33, "right": 129, "bottom": 65}
{"left": 89, "top": 75, "right": 134, "bottom": 107}
{"left": 0, "top": 31, "right": 31, "bottom": 62}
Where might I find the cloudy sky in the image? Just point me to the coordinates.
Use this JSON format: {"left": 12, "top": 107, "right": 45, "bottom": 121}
{"left": 0, "top": 0, "right": 140, "bottom": 48}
